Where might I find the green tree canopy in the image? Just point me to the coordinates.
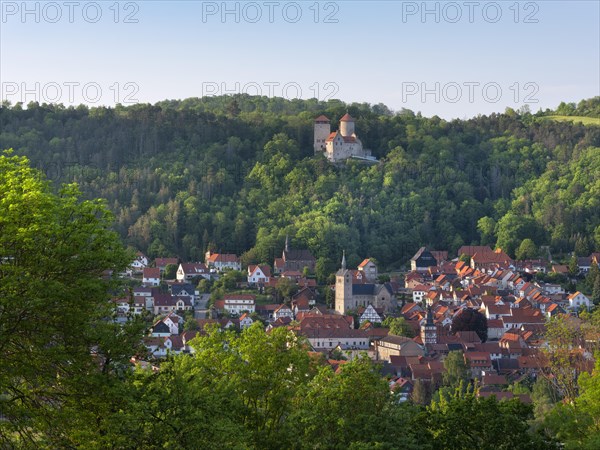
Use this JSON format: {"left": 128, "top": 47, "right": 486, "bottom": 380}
{"left": 0, "top": 151, "right": 136, "bottom": 446}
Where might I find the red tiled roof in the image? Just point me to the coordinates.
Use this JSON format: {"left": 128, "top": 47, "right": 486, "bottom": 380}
{"left": 207, "top": 253, "right": 240, "bottom": 263}
{"left": 143, "top": 267, "right": 160, "bottom": 278}
{"left": 155, "top": 258, "right": 178, "bottom": 267}
{"left": 315, "top": 115, "right": 330, "bottom": 122}
{"left": 223, "top": 294, "right": 256, "bottom": 301}
{"left": 340, "top": 113, "right": 354, "bottom": 122}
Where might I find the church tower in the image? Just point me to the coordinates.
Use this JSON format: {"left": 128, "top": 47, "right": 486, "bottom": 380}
{"left": 335, "top": 251, "right": 352, "bottom": 314}
{"left": 339, "top": 113, "right": 355, "bottom": 137}
{"left": 421, "top": 306, "right": 437, "bottom": 345}
{"left": 313, "top": 115, "right": 331, "bottom": 154}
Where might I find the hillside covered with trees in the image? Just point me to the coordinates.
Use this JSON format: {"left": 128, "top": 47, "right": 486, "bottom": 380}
{"left": 1, "top": 96, "right": 599, "bottom": 275}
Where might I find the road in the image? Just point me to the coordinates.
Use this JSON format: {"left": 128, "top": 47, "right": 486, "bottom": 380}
{"left": 194, "top": 293, "right": 210, "bottom": 319}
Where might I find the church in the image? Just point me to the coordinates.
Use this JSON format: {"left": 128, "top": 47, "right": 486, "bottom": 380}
{"left": 314, "top": 114, "right": 373, "bottom": 162}
{"left": 334, "top": 252, "right": 395, "bottom": 314}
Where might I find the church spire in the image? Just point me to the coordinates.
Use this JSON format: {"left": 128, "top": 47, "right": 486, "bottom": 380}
{"left": 426, "top": 306, "right": 434, "bottom": 326}
{"left": 341, "top": 250, "right": 346, "bottom": 270}
{"left": 285, "top": 234, "right": 289, "bottom": 253}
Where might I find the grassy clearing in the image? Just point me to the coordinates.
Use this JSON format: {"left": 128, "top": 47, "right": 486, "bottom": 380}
{"left": 543, "top": 115, "right": 600, "bottom": 126}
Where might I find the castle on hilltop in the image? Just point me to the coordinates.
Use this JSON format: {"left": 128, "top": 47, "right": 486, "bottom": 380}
{"left": 314, "top": 114, "right": 374, "bottom": 162}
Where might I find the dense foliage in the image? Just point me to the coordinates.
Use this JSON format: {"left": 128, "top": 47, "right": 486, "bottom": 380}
{"left": 1, "top": 96, "right": 599, "bottom": 272}
{"left": 451, "top": 308, "right": 488, "bottom": 342}
{"left": 0, "top": 152, "right": 142, "bottom": 446}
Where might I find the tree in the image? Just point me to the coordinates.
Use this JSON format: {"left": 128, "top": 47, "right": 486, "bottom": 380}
{"left": 543, "top": 356, "right": 600, "bottom": 448}
{"left": 451, "top": 307, "right": 488, "bottom": 342}
{"left": 568, "top": 256, "right": 579, "bottom": 277}
{"left": 542, "top": 315, "right": 588, "bottom": 403}
{"left": 276, "top": 276, "right": 296, "bottom": 301}
{"left": 442, "top": 351, "right": 470, "bottom": 388}
{"left": 163, "top": 263, "right": 177, "bottom": 279}
{"left": 593, "top": 276, "right": 600, "bottom": 305}
{"left": 425, "top": 391, "right": 545, "bottom": 449}
{"left": 516, "top": 238, "right": 538, "bottom": 260}
{"left": 0, "top": 151, "right": 135, "bottom": 446}
{"left": 411, "top": 379, "right": 431, "bottom": 405}
{"left": 289, "top": 356, "right": 401, "bottom": 448}
{"left": 477, "top": 216, "right": 496, "bottom": 246}
{"left": 382, "top": 316, "right": 415, "bottom": 338}
{"left": 459, "top": 253, "right": 471, "bottom": 264}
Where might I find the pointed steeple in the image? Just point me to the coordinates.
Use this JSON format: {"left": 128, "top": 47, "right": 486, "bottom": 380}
{"left": 341, "top": 250, "right": 346, "bottom": 270}
{"left": 426, "top": 306, "right": 434, "bottom": 326}
{"left": 285, "top": 234, "right": 289, "bottom": 253}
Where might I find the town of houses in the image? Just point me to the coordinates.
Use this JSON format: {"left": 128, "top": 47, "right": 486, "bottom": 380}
{"left": 116, "top": 243, "right": 600, "bottom": 402}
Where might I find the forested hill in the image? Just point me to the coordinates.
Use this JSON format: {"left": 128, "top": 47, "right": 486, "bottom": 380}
{"left": 1, "top": 96, "right": 599, "bottom": 276}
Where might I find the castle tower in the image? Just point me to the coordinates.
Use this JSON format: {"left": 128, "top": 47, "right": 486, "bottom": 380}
{"left": 339, "top": 113, "right": 355, "bottom": 137}
{"left": 421, "top": 306, "right": 437, "bottom": 345}
{"left": 335, "top": 251, "right": 352, "bottom": 314}
{"left": 313, "top": 115, "right": 331, "bottom": 154}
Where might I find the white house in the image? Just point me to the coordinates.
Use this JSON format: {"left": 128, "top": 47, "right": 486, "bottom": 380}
{"left": 128, "top": 252, "right": 149, "bottom": 275}
{"left": 359, "top": 304, "right": 383, "bottom": 325}
{"left": 223, "top": 294, "right": 256, "bottom": 315}
{"left": 239, "top": 313, "right": 254, "bottom": 330}
{"left": 176, "top": 263, "right": 209, "bottom": 281}
{"left": 143, "top": 267, "right": 161, "bottom": 287}
{"left": 540, "top": 283, "right": 565, "bottom": 295}
{"left": 153, "top": 294, "right": 193, "bottom": 315}
{"left": 412, "top": 284, "right": 431, "bottom": 303}
{"left": 205, "top": 251, "right": 242, "bottom": 272}
{"left": 273, "top": 304, "right": 294, "bottom": 321}
{"left": 247, "top": 264, "right": 272, "bottom": 285}
{"left": 568, "top": 291, "right": 591, "bottom": 311}
{"left": 162, "top": 312, "right": 183, "bottom": 335}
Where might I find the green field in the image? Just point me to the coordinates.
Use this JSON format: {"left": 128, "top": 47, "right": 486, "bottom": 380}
{"left": 543, "top": 115, "right": 600, "bottom": 126}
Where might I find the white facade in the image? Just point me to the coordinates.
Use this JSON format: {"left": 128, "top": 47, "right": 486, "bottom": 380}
{"left": 309, "top": 336, "right": 369, "bottom": 350}
{"left": 224, "top": 298, "right": 256, "bottom": 315}
{"left": 568, "top": 292, "right": 591, "bottom": 310}
{"left": 313, "top": 115, "right": 331, "bottom": 153}
{"left": 248, "top": 266, "right": 270, "bottom": 284}
{"left": 314, "top": 114, "right": 373, "bottom": 162}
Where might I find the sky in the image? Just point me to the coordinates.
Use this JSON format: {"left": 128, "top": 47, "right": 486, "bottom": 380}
{"left": 1, "top": 0, "right": 599, "bottom": 119}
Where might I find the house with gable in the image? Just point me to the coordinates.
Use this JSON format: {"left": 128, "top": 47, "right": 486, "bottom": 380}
{"left": 239, "top": 313, "right": 254, "bottom": 330}
{"left": 358, "top": 304, "right": 384, "bottom": 325}
{"left": 128, "top": 251, "right": 149, "bottom": 275}
{"left": 143, "top": 267, "right": 161, "bottom": 287}
{"left": 247, "top": 264, "right": 271, "bottom": 286}
{"left": 151, "top": 313, "right": 182, "bottom": 337}
{"left": 154, "top": 257, "right": 178, "bottom": 275}
{"left": 153, "top": 294, "right": 193, "bottom": 315}
{"left": 568, "top": 291, "right": 591, "bottom": 311}
{"left": 274, "top": 236, "right": 316, "bottom": 274}
{"left": 171, "top": 282, "right": 197, "bottom": 299}
{"left": 176, "top": 263, "right": 209, "bottom": 281}
{"left": 410, "top": 247, "right": 438, "bottom": 272}
{"left": 273, "top": 304, "right": 294, "bottom": 321}
{"left": 471, "top": 249, "right": 513, "bottom": 271}
{"left": 357, "top": 258, "right": 378, "bottom": 282}
{"left": 205, "top": 251, "right": 242, "bottom": 272}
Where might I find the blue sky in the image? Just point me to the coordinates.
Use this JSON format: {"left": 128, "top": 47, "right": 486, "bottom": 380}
{"left": 1, "top": 1, "right": 599, "bottom": 118}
